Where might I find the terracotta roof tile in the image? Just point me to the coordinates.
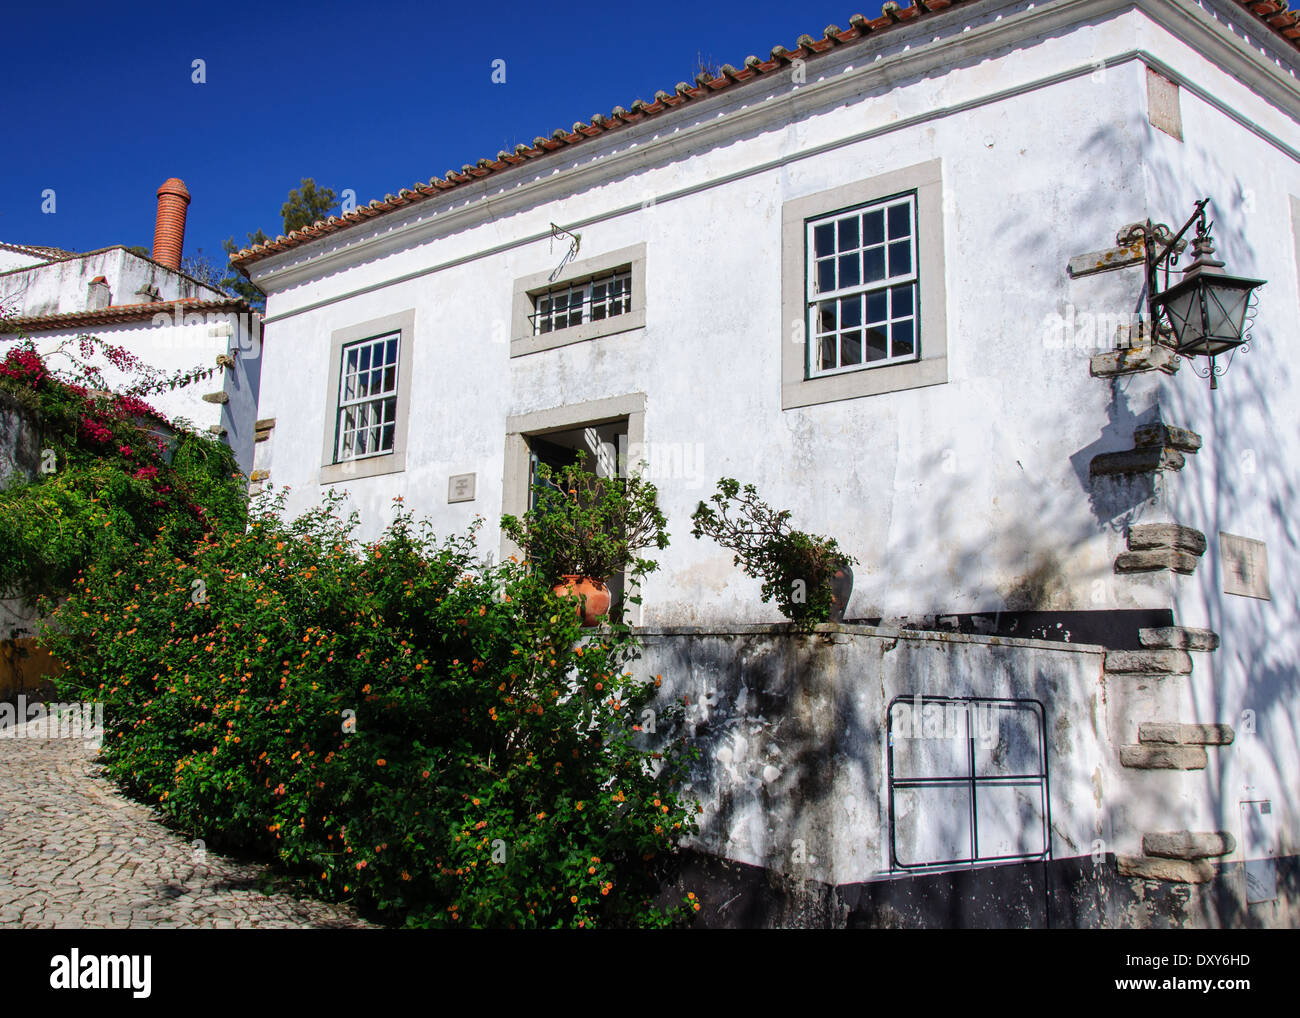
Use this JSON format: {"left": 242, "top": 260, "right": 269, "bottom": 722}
{"left": 0, "top": 241, "right": 76, "bottom": 261}
{"left": 228, "top": 0, "right": 1300, "bottom": 270}
{"left": 0, "top": 297, "right": 252, "bottom": 333}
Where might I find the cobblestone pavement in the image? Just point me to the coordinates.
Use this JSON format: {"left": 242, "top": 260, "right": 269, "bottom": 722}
{"left": 0, "top": 719, "right": 376, "bottom": 928}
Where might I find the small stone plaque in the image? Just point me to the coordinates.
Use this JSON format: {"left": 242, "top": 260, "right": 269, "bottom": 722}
{"left": 1146, "top": 68, "right": 1183, "bottom": 141}
{"left": 1220, "top": 532, "right": 1269, "bottom": 600}
{"left": 448, "top": 472, "right": 476, "bottom": 503}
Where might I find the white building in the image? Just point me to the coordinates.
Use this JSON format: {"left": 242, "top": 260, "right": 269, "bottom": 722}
{"left": 0, "top": 180, "right": 263, "bottom": 475}
{"left": 234, "top": 0, "right": 1300, "bottom": 926}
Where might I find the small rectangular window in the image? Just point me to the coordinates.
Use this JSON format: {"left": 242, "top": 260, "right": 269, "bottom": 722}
{"left": 531, "top": 269, "right": 632, "bottom": 335}
{"left": 806, "top": 193, "right": 919, "bottom": 376}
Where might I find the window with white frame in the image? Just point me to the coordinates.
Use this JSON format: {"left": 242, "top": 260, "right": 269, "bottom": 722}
{"left": 806, "top": 193, "right": 918, "bottom": 375}
{"left": 334, "top": 332, "right": 400, "bottom": 462}
{"left": 531, "top": 268, "right": 632, "bottom": 335}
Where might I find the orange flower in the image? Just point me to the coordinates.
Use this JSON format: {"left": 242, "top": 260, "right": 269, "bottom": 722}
{"left": 570, "top": 895, "right": 578, "bottom": 903}
{"left": 376, "top": 758, "right": 386, "bottom": 766}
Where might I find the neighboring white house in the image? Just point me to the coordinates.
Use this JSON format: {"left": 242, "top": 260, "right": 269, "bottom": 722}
{"left": 0, "top": 180, "right": 263, "bottom": 475}
{"left": 233, "top": 0, "right": 1300, "bottom": 926}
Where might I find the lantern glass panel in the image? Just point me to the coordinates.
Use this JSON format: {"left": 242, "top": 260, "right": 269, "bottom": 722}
{"left": 1160, "top": 285, "right": 1201, "bottom": 349}
{"left": 1202, "top": 281, "right": 1252, "bottom": 351}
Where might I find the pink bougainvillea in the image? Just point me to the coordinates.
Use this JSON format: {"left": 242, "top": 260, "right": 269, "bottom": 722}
{"left": 113, "top": 393, "right": 159, "bottom": 420}
{"left": 0, "top": 346, "right": 47, "bottom": 387}
{"left": 78, "top": 416, "right": 114, "bottom": 445}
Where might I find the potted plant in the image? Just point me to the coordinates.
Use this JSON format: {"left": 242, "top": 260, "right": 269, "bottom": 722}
{"left": 501, "top": 451, "right": 669, "bottom": 626}
{"left": 690, "top": 478, "right": 856, "bottom": 631}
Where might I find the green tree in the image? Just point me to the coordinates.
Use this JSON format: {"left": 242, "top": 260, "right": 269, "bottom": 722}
{"left": 281, "top": 177, "right": 339, "bottom": 233}
{"left": 220, "top": 229, "right": 269, "bottom": 311}
{"left": 220, "top": 179, "right": 339, "bottom": 312}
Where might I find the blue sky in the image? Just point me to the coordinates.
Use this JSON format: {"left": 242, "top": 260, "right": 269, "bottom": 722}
{"left": 2, "top": 0, "right": 871, "bottom": 278}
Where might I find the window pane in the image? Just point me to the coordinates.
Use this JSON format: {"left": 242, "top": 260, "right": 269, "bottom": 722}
{"left": 837, "top": 216, "right": 859, "bottom": 251}
{"left": 345, "top": 349, "right": 358, "bottom": 374}
{"left": 893, "top": 318, "right": 915, "bottom": 358}
{"left": 814, "top": 223, "right": 835, "bottom": 258}
{"left": 841, "top": 331, "right": 862, "bottom": 365}
{"left": 817, "top": 301, "right": 837, "bottom": 334}
{"left": 864, "top": 247, "right": 886, "bottom": 282}
{"left": 866, "top": 291, "right": 887, "bottom": 324}
{"left": 820, "top": 334, "right": 838, "bottom": 371}
{"left": 381, "top": 423, "right": 396, "bottom": 452}
{"left": 893, "top": 285, "right": 914, "bottom": 318}
{"left": 838, "top": 254, "right": 860, "bottom": 289}
{"left": 816, "top": 258, "right": 836, "bottom": 294}
{"left": 889, "top": 240, "right": 912, "bottom": 276}
{"left": 359, "top": 346, "right": 372, "bottom": 372}
{"left": 888, "top": 201, "right": 911, "bottom": 239}
{"left": 863, "top": 209, "right": 884, "bottom": 245}
{"left": 866, "top": 326, "right": 889, "bottom": 361}
{"left": 841, "top": 295, "right": 862, "bottom": 329}
{"left": 386, "top": 338, "right": 398, "bottom": 364}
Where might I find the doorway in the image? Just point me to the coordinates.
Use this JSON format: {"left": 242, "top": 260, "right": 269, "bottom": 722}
{"left": 502, "top": 393, "right": 648, "bottom": 624}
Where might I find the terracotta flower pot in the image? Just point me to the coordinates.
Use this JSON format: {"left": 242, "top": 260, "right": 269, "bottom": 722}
{"left": 829, "top": 560, "right": 854, "bottom": 623}
{"left": 552, "top": 575, "right": 611, "bottom": 627}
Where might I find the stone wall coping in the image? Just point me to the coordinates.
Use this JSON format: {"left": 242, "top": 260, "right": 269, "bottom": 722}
{"left": 628, "top": 623, "right": 1108, "bottom": 656}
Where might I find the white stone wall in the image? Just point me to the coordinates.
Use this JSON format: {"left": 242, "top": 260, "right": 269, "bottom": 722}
{"left": 0, "top": 247, "right": 224, "bottom": 319}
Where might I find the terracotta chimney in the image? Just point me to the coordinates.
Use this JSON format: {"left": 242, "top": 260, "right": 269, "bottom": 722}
{"left": 152, "top": 177, "right": 190, "bottom": 270}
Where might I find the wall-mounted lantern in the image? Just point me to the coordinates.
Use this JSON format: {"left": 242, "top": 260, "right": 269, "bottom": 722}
{"left": 1143, "top": 198, "right": 1265, "bottom": 390}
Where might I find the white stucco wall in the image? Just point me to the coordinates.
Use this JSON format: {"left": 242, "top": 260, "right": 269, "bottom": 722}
{"left": 0, "top": 247, "right": 224, "bottom": 318}
{"left": 247, "top": 0, "right": 1299, "bottom": 882}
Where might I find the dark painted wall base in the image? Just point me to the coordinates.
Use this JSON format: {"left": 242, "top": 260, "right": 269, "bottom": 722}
{"left": 664, "top": 850, "right": 1299, "bottom": 928}
{"left": 854, "top": 609, "right": 1176, "bottom": 649}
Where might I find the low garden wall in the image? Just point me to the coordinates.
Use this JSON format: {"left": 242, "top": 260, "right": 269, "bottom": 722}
{"left": 630, "top": 624, "right": 1109, "bottom": 887}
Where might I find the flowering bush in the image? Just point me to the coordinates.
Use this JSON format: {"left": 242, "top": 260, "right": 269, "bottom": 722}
{"left": 44, "top": 491, "right": 700, "bottom": 928}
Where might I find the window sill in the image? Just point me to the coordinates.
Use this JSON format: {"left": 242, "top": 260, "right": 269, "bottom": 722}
{"left": 510, "top": 308, "right": 646, "bottom": 357}
{"left": 782, "top": 354, "right": 947, "bottom": 409}
{"left": 320, "top": 450, "right": 407, "bottom": 484}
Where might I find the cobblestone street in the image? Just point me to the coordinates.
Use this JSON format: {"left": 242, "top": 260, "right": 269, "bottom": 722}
{"left": 0, "top": 719, "right": 375, "bottom": 929}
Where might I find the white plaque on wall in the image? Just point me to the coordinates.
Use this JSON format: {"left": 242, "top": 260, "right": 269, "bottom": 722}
{"left": 1220, "top": 532, "right": 1269, "bottom": 600}
{"left": 448, "top": 473, "right": 476, "bottom": 503}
